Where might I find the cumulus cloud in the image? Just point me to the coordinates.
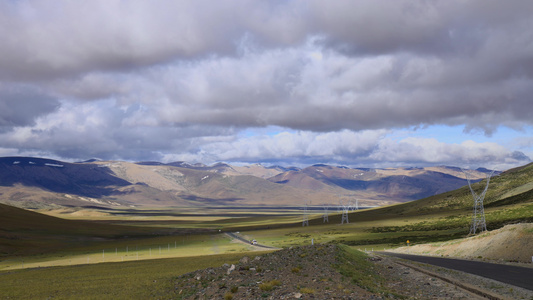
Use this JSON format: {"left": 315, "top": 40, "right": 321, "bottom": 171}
{"left": 1, "top": 0, "right": 533, "bottom": 169}
{"left": 0, "top": 99, "right": 236, "bottom": 161}
{"left": 40, "top": 41, "right": 532, "bottom": 134}
{"left": 160, "top": 129, "right": 530, "bottom": 170}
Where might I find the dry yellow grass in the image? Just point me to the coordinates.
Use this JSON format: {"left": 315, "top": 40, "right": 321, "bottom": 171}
{"left": 392, "top": 223, "right": 533, "bottom": 263}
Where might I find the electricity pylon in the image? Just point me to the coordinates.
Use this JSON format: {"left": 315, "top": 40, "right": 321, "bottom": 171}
{"left": 338, "top": 200, "right": 349, "bottom": 224}
{"left": 302, "top": 201, "right": 309, "bottom": 227}
{"left": 462, "top": 169, "right": 495, "bottom": 235}
{"left": 322, "top": 204, "right": 329, "bottom": 223}
{"left": 349, "top": 199, "right": 359, "bottom": 211}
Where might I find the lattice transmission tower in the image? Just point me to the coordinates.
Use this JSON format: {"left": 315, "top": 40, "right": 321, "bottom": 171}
{"left": 338, "top": 200, "right": 349, "bottom": 224}
{"left": 322, "top": 204, "right": 329, "bottom": 223}
{"left": 462, "top": 169, "right": 495, "bottom": 235}
{"left": 302, "top": 201, "right": 309, "bottom": 227}
{"left": 349, "top": 199, "right": 359, "bottom": 211}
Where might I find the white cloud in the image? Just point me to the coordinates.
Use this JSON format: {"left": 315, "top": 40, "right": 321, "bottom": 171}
{"left": 1, "top": 0, "right": 533, "bottom": 169}
{"left": 158, "top": 129, "right": 528, "bottom": 170}
{"left": 40, "top": 39, "right": 531, "bottom": 134}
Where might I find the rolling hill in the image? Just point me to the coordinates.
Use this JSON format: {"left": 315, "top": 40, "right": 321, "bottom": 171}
{"left": 0, "top": 202, "right": 166, "bottom": 256}
{"left": 380, "top": 162, "right": 533, "bottom": 217}
{"left": 339, "top": 161, "right": 533, "bottom": 232}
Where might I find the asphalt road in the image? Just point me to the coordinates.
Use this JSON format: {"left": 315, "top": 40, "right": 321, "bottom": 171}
{"left": 380, "top": 252, "right": 533, "bottom": 291}
{"left": 225, "top": 232, "right": 278, "bottom": 249}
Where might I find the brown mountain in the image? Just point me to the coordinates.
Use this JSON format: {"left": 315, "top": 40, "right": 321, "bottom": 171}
{"left": 0, "top": 156, "right": 494, "bottom": 209}
{"left": 268, "top": 165, "right": 491, "bottom": 203}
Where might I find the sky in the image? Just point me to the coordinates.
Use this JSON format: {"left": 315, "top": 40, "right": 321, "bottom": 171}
{"left": 1, "top": 0, "right": 533, "bottom": 170}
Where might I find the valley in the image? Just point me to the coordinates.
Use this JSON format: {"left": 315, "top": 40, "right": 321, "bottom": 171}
{"left": 1, "top": 157, "right": 532, "bottom": 298}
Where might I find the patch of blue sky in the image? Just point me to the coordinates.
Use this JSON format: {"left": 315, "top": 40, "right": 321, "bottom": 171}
{"left": 393, "top": 124, "right": 533, "bottom": 147}
{"left": 238, "top": 126, "right": 296, "bottom": 138}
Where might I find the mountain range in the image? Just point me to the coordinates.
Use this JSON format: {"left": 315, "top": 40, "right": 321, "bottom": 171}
{"left": 0, "top": 156, "right": 494, "bottom": 209}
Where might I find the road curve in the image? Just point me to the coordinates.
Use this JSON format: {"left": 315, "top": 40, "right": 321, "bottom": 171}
{"left": 380, "top": 252, "right": 533, "bottom": 291}
{"left": 225, "top": 232, "right": 279, "bottom": 250}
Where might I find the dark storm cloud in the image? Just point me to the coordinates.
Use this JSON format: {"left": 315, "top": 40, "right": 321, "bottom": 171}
{"left": 0, "top": 0, "right": 306, "bottom": 81}
{"left": 0, "top": 87, "right": 59, "bottom": 131}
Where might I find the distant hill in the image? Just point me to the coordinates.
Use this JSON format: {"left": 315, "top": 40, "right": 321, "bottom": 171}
{"left": 268, "top": 165, "right": 492, "bottom": 202}
{"left": 0, "top": 156, "right": 497, "bottom": 209}
{"left": 0, "top": 157, "right": 130, "bottom": 197}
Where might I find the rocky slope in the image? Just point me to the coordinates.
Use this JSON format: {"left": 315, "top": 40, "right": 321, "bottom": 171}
{"left": 171, "top": 244, "right": 529, "bottom": 299}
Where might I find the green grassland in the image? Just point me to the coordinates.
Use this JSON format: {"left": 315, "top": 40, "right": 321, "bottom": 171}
{"left": 0, "top": 251, "right": 272, "bottom": 299}
{"left": 3, "top": 163, "right": 533, "bottom": 263}
{"left": 1, "top": 163, "right": 532, "bottom": 298}
{"left": 230, "top": 163, "right": 533, "bottom": 250}
{"left": 0, "top": 233, "right": 257, "bottom": 270}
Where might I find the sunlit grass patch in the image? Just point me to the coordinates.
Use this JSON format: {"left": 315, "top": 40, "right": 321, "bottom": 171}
{"left": 0, "top": 233, "right": 252, "bottom": 270}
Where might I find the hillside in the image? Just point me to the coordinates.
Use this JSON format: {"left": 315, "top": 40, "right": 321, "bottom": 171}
{"left": 268, "top": 165, "right": 489, "bottom": 202}
{"left": 0, "top": 156, "right": 494, "bottom": 210}
{"left": 0, "top": 157, "right": 130, "bottom": 197}
{"left": 374, "top": 162, "right": 533, "bottom": 217}
{"left": 0, "top": 202, "right": 162, "bottom": 257}
{"left": 318, "top": 162, "right": 533, "bottom": 247}
{"left": 100, "top": 161, "right": 335, "bottom": 206}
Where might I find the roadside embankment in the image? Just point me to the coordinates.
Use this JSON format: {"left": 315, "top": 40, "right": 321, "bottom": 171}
{"left": 392, "top": 223, "right": 533, "bottom": 263}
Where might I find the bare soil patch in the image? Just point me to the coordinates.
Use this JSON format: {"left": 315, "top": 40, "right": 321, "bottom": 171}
{"left": 392, "top": 223, "right": 533, "bottom": 264}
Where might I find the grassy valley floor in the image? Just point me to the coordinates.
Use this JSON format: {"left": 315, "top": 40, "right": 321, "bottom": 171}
{"left": 5, "top": 244, "right": 531, "bottom": 299}
{"left": 0, "top": 245, "right": 476, "bottom": 299}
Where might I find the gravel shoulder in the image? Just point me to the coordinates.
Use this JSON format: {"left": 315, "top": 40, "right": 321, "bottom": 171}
{"left": 375, "top": 252, "right": 533, "bottom": 299}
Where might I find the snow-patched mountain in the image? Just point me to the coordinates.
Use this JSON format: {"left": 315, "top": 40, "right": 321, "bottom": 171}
{"left": 0, "top": 157, "right": 494, "bottom": 209}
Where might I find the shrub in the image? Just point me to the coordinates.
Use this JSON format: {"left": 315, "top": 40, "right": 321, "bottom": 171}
{"left": 259, "top": 282, "right": 273, "bottom": 291}
{"left": 300, "top": 287, "right": 315, "bottom": 294}
{"left": 259, "top": 279, "right": 281, "bottom": 291}
{"left": 270, "top": 279, "right": 281, "bottom": 286}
